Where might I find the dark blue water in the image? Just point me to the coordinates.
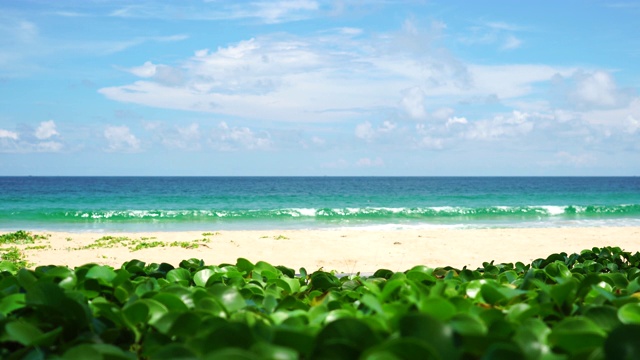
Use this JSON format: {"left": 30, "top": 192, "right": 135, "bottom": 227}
{"left": 1, "top": 177, "right": 639, "bottom": 231}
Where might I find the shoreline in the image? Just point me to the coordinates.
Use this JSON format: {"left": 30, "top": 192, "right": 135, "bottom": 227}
{"left": 4, "top": 226, "right": 640, "bottom": 273}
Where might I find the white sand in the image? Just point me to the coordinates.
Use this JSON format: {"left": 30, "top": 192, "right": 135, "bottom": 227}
{"left": 9, "top": 227, "right": 640, "bottom": 273}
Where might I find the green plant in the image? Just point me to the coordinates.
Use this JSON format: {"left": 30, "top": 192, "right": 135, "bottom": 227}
{"left": 0, "top": 230, "right": 45, "bottom": 245}
{"left": 1, "top": 246, "right": 640, "bottom": 359}
{"left": 1, "top": 246, "right": 29, "bottom": 268}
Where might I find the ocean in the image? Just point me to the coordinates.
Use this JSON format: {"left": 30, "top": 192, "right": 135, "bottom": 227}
{"left": 0, "top": 177, "right": 639, "bottom": 232}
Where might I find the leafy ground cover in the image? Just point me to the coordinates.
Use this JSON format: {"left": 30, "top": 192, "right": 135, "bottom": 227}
{"left": 0, "top": 239, "right": 639, "bottom": 359}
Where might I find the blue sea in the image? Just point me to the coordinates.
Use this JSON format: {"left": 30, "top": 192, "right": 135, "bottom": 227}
{"left": 0, "top": 177, "right": 639, "bottom": 232}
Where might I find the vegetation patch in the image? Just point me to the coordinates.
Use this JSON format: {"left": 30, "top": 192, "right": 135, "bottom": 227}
{"left": 1, "top": 246, "right": 640, "bottom": 359}
{"left": 0, "top": 230, "right": 47, "bottom": 245}
{"left": 0, "top": 246, "right": 29, "bottom": 268}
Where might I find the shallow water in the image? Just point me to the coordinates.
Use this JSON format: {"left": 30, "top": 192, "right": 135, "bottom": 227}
{"left": 1, "top": 176, "right": 639, "bottom": 231}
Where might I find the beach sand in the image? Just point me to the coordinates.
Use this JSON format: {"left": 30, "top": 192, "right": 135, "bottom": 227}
{"left": 9, "top": 227, "right": 640, "bottom": 273}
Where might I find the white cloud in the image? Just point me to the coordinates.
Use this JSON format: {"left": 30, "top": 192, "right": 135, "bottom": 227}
{"left": 35, "top": 120, "right": 59, "bottom": 139}
{"left": 35, "top": 141, "right": 63, "bottom": 152}
{"left": 160, "top": 123, "right": 201, "bottom": 150}
{"left": 311, "top": 136, "right": 325, "bottom": 145}
{"left": 104, "top": 125, "right": 140, "bottom": 152}
{"left": 501, "top": 35, "right": 522, "bottom": 50}
{"left": 110, "top": 1, "right": 320, "bottom": 24}
{"left": 249, "top": 0, "right": 319, "bottom": 24}
{"left": 418, "top": 136, "right": 444, "bottom": 150}
{"left": 128, "top": 61, "right": 157, "bottom": 78}
{"left": 463, "top": 111, "right": 533, "bottom": 140}
{"left": 415, "top": 124, "right": 445, "bottom": 149}
{"left": 210, "top": 122, "right": 271, "bottom": 151}
{"left": 572, "top": 71, "right": 619, "bottom": 107}
{"left": 582, "top": 97, "right": 640, "bottom": 133}
{"left": 126, "top": 61, "right": 184, "bottom": 85}
{"left": 446, "top": 116, "right": 468, "bottom": 127}
{"left": 432, "top": 107, "right": 455, "bottom": 120}
{"left": 624, "top": 115, "right": 639, "bottom": 134}
{"left": 0, "top": 129, "right": 19, "bottom": 140}
{"left": 99, "top": 25, "right": 573, "bottom": 124}
{"left": 0, "top": 127, "right": 63, "bottom": 152}
{"left": 356, "top": 157, "right": 384, "bottom": 167}
{"left": 400, "top": 87, "right": 427, "bottom": 119}
{"left": 355, "top": 121, "right": 374, "bottom": 141}
{"left": 355, "top": 121, "right": 396, "bottom": 142}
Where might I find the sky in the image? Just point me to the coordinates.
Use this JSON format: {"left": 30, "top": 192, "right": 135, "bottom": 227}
{"left": 0, "top": 0, "right": 639, "bottom": 176}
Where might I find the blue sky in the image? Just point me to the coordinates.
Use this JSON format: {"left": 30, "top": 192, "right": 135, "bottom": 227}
{"left": 0, "top": 0, "right": 639, "bottom": 175}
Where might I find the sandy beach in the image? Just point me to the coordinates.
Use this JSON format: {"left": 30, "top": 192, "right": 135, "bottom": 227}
{"left": 6, "top": 226, "right": 639, "bottom": 273}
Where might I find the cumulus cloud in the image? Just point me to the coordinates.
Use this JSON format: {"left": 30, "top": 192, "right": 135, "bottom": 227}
{"left": 355, "top": 121, "right": 396, "bottom": 142}
{"left": 0, "top": 125, "right": 65, "bottom": 153}
{"left": 572, "top": 71, "right": 621, "bottom": 107}
{"left": 209, "top": 122, "right": 271, "bottom": 151}
{"left": 463, "top": 111, "right": 533, "bottom": 140}
{"left": 0, "top": 129, "right": 19, "bottom": 140}
{"left": 160, "top": 123, "right": 201, "bottom": 150}
{"left": 311, "top": 136, "right": 325, "bottom": 145}
{"left": 415, "top": 124, "right": 445, "bottom": 149}
{"left": 552, "top": 70, "right": 634, "bottom": 110}
{"left": 104, "top": 125, "right": 140, "bottom": 152}
{"left": 35, "top": 120, "right": 59, "bottom": 139}
{"left": 99, "top": 24, "right": 572, "bottom": 123}
{"left": 446, "top": 116, "right": 468, "bottom": 127}
{"left": 400, "top": 87, "right": 427, "bottom": 119}
{"left": 126, "top": 61, "right": 184, "bottom": 86}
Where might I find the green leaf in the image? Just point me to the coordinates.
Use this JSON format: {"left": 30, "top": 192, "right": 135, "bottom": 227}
{"left": 544, "top": 261, "right": 572, "bottom": 282}
{"left": 418, "top": 297, "right": 456, "bottom": 322}
{"left": 251, "top": 342, "right": 298, "bottom": 360}
{"left": 363, "top": 338, "right": 439, "bottom": 360}
{"left": 584, "top": 305, "right": 621, "bottom": 332}
{"left": 450, "top": 313, "right": 487, "bottom": 336}
{"left": 372, "top": 269, "right": 394, "bottom": 279}
{"left": 618, "top": 302, "right": 640, "bottom": 324}
{"left": 548, "top": 317, "right": 606, "bottom": 354}
{"left": 153, "top": 292, "right": 189, "bottom": 312}
{"left": 605, "top": 324, "right": 640, "bottom": 360}
{"left": 194, "top": 268, "right": 216, "bottom": 287}
{"left": 236, "top": 258, "right": 254, "bottom": 274}
{"left": 147, "top": 343, "right": 197, "bottom": 360}
{"left": 310, "top": 272, "right": 341, "bottom": 291}
{"left": 0, "top": 293, "right": 26, "bottom": 316}
{"left": 141, "top": 298, "right": 169, "bottom": 325}
{"left": 85, "top": 265, "right": 117, "bottom": 286}
{"left": 123, "top": 301, "right": 149, "bottom": 326}
{"left": 316, "top": 318, "right": 380, "bottom": 352}
{"left": 208, "top": 284, "right": 246, "bottom": 313}
{"left": 166, "top": 268, "right": 191, "bottom": 285}
{"left": 398, "top": 313, "right": 458, "bottom": 359}
{"left": 203, "top": 348, "right": 260, "bottom": 360}
{"left": 480, "top": 283, "right": 507, "bottom": 306}
{"left": 5, "top": 321, "right": 43, "bottom": 346}
{"left": 360, "top": 294, "right": 384, "bottom": 315}
{"left": 273, "top": 328, "right": 315, "bottom": 358}
{"left": 63, "top": 344, "right": 136, "bottom": 360}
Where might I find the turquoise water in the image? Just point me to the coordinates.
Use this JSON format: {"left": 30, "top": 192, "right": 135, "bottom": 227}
{"left": 0, "top": 177, "right": 639, "bottom": 231}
